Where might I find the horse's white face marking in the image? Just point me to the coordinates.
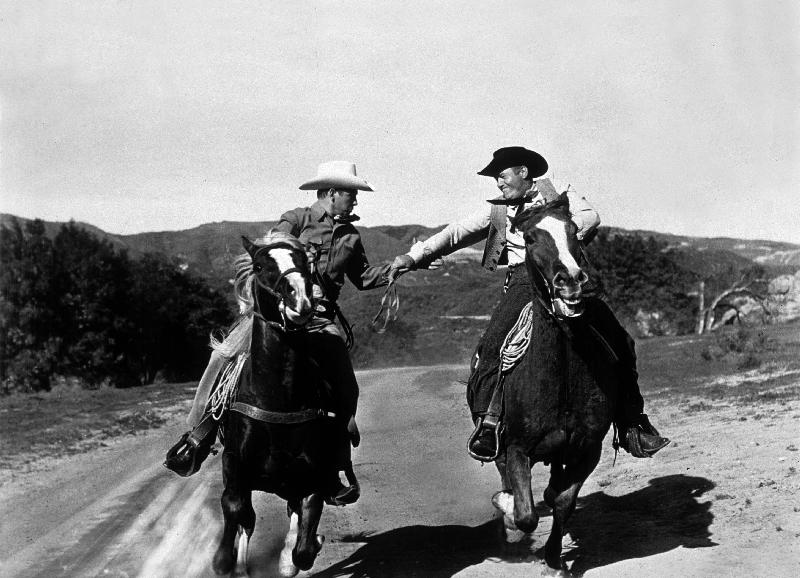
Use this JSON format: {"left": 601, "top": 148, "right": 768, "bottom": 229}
{"left": 535, "top": 215, "right": 582, "bottom": 279}
{"left": 269, "top": 247, "right": 312, "bottom": 321}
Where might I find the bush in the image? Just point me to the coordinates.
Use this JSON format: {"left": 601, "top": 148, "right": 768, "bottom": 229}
{"left": 700, "top": 326, "right": 769, "bottom": 366}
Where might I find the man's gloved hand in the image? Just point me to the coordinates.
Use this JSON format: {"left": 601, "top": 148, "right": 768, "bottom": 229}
{"left": 347, "top": 415, "right": 360, "bottom": 448}
{"left": 388, "top": 254, "right": 416, "bottom": 281}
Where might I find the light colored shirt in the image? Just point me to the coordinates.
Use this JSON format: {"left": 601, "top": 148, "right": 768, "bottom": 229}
{"left": 407, "top": 184, "right": 599, "bottom": 266}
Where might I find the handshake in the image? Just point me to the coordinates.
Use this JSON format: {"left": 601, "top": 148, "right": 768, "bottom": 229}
{"left": 388, "top": 253, "right": 443, "bottom": 282}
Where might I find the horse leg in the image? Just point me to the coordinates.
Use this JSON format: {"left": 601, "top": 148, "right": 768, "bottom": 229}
{"left": 506, "top": 445, "right": 538, "bottom": 533}
{"left": 494, "top": 448, "right": 510, "bottom": 490}
{"left": 291, "top": 493, "right": 325, "bottom": 572}
{"left": 278, "top": 504, "right": 300, "bottom": 578}
{"left": 543, "top": 445, "right": 601, "bottom": 571}
{"left": 490, "top": 448, "right": 525, "bottom": 543}
{"left": 233, "top": 492, "right": 255, "bottom": 577}
{"left": 544, "top": 462, "right": 564, "bottom": 509}
{"left": 213, "top": 452, "right": 255, "bottom": 575}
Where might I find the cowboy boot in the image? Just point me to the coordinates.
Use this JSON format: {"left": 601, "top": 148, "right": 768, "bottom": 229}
{"left": 468, "top": 415, "right": 503, "bottom": 462}
{"left": 164, "top": 412, "right": 219, "bottom": 476}
{"left": 324, "top": 424, "right": 360, "bottom": 506}
{"left": 618, "top": 414, "right": 670, "bottom": 458}
{"left": 470, "top": 427, "right": 498, "bottom": 460}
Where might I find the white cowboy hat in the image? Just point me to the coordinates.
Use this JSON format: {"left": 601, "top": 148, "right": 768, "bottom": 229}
{"left": 298, "top": 161, "right": 374, "bottom": 191}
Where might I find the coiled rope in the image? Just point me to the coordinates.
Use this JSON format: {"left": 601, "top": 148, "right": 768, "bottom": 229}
{"left": 209, "top": 352, "right": 249, "bottom": 421}
{"left": 499, "top": 301, "right": 534, "bottom": 374}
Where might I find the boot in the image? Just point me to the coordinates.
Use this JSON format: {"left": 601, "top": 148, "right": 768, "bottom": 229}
{"left": 324, "top": 463, "right": 360, "bottom": 506}
{"left": 618, "top": 414, "right": 670, "bottom": 458}
{"left": 164, "top": 412, "right": 218, "bottom": 476}
{"left": 467, "top": 416, "right": 503, "bottom": 462}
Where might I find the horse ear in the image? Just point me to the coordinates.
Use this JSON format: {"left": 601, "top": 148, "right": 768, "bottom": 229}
{"left": 241, "top": 236, "right": 257, "bottom": 256}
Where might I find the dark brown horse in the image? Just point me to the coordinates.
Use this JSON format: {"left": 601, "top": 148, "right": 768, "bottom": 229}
{"left": 491, "top": 194, "right": 620, "bottom": 573}
{"left": 212, "top": 232, "right": 336, "bottom": 577}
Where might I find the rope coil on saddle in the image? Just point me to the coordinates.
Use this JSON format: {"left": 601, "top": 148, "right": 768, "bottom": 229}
{"left": 209, "top": 352, "right": 249, "bottom": 420}
{"left": 499, "top": 301, "right": 534, "bottom": 373}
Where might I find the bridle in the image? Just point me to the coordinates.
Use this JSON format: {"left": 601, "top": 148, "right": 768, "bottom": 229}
{"left": 251, "top": 243, "right": 307, "bottom": 297}
{"left": 250, "top": 243, "right": 312, "bottom": 331}
{"left": 523, "top": 217, "right": 589, "bottom": 320}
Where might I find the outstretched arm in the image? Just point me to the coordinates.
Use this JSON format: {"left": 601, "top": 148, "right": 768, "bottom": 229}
{"left": 345, "top": 236, "right": 391, "bottom": 291}
{"left": 389, "top": 206, "right": 491, "bottom": 280}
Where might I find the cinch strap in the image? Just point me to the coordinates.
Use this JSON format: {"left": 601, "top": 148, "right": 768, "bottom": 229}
{"left": 231, "top": 401, "right": 336, "bottom": 424}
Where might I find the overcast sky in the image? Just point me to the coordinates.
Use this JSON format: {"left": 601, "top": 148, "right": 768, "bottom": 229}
{"left": 1, "top": 1, "right": 798, "bottom": 243}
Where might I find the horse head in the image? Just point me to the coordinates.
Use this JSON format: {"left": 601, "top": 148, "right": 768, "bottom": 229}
{"left": 241, "top": 232, "right": 314, "bottom": 326}
{"left": 512, "top": 193, "right": 588, "bottom": 317}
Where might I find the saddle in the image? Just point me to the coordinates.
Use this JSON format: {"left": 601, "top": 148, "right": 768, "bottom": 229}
{"left": 164, "top": 412, "right": 219, "bottom": 477}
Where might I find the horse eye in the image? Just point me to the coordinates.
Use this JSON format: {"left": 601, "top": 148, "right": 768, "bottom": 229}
{"left": 253, "top": 264, "right": 262, "bottom": 273}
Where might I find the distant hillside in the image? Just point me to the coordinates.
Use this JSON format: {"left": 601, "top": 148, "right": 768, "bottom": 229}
{"left": 606, "top": 227, "right": 800, "bottom": 271}
{"left": 5, "top": 213, "right": 797, "bottom": 276}
{"left": 3, "top": 212, "right": 800, "bottom": 367}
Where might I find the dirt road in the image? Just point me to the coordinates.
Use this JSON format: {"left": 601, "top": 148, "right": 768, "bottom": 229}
{"left": 1, "top": 363, "right": 799, "bottom": 577}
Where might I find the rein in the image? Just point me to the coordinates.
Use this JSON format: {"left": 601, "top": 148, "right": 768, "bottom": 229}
{"left": 370, "top": 280, "right": 400, "bottom": 334}
{"left": 252, "top": 284, "right": 306, "bottom": 335}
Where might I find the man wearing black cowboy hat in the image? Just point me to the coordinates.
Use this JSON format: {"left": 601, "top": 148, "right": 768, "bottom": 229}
{"left": 389, "top": 146, "right": 669, "bottom": 461}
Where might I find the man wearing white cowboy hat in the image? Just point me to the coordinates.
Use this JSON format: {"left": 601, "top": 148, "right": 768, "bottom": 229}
{"left": 388, "top": 147, "right": 669, "bottom": 462}
{"left": 271, "top": 160, "right": 393, "bottom": 505}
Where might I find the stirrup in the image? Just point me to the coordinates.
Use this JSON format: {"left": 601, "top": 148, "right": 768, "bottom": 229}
{"left": 164, "top": 413, "right": 218, "bottom": 477}
{"left": 324, "top": 465, "right": 360, "bottom": 507}
{"left": 467, "top": 416, "right": 504, "bottom": 463}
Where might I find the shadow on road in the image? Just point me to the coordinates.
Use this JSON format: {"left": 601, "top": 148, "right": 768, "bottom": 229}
{"left": 565, "top": 474, "right": 717, "bottom": 575}
{"left": 313, "top": 519, "right": 537, "bottom": 578}
{"left": 314, "top": 474, "right": 716, "bottom": 577}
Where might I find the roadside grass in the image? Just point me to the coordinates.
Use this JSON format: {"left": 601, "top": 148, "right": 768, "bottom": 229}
{"left": 0, "top": 381, "right": 194, "bottom": 481}
{"left": 637, "top": 320, "right": 800, "bottom": 402}
{"left": 411, "top": 320, "right": 800, "bottom": 409}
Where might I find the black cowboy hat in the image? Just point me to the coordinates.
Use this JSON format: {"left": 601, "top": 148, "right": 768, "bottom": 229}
{"left": 477, "top": 146, "right": 548, "bottom": 179}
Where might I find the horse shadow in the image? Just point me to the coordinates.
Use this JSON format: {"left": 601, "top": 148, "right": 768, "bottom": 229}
{"left": 312, "top": 518, "right": 535, "bottom": 578}
{"left": 564, "top": 474, "right": 717, "bottom": 575}
{"left": 312, "top": 474, "right": 716, "bottom": 577}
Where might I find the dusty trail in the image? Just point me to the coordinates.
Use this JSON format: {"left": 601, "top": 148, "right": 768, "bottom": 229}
{"left": 1, "top": 363, "right": 799, "bottom": 577}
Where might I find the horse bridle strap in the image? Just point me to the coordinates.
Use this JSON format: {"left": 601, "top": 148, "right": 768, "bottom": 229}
{"left": 231, "top": 401, "right": 336, "bottom": 424}
{"left": 252, "top": 243, "right": 306, "bottom": 297}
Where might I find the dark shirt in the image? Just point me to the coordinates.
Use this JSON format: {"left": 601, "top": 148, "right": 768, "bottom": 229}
{"left": 275, "top": 201, "right": 390, "bottom": 302}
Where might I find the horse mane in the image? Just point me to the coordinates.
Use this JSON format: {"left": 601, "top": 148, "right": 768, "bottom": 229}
{"left": 211, "top": 230, "right": 304, "bottom": 358}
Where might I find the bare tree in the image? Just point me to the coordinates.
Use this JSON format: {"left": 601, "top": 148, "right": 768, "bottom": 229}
{"left": 694, "top": 270, "right": 768, "bottom": 333}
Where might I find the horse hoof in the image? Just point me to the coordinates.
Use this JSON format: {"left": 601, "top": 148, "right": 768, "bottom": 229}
{"left": 503, "top": 525, "right": 527, "bottom": 544}
{"left": 491, "top": 490, "right": 514, "bottom": 518}
{"left": 278, "top": 548, "right": 299, "bottom": 578}
{"left": 542, "top": 566, "right": 570, "bottom": 577}
{"left": 212, "top": 550, "right": 234, "bottom": 576}
{"left": 233, "top": 530, "right": 249, "bottom": 577}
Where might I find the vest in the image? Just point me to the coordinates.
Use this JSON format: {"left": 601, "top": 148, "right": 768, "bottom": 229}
{"left": 480, "top": 178, "right": 560, "bottom": 271}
